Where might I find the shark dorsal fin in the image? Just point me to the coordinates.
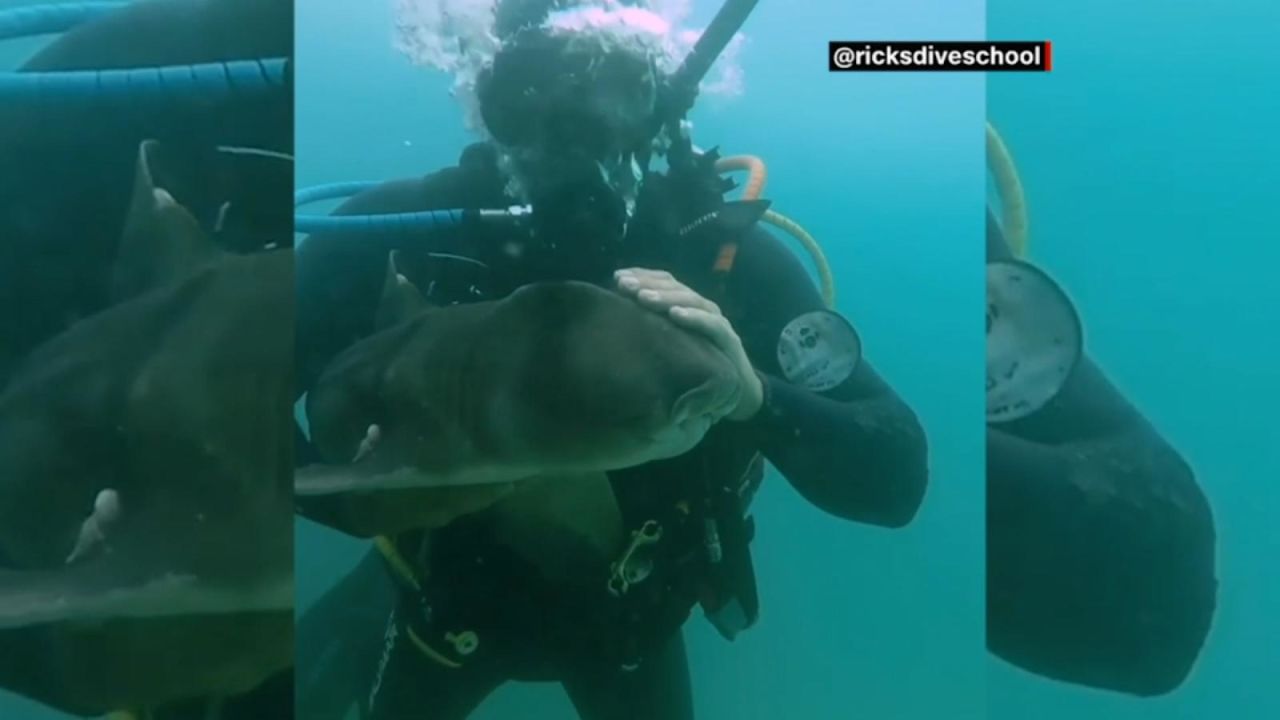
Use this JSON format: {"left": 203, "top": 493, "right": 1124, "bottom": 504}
{"left": 111, "top": 140, "right": 220, "bottom": 303}
{"left": 375, "top": 250, "right": 430, "bottom": 331}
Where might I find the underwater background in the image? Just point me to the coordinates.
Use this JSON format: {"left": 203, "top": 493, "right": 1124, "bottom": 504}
{"left": 2, "top": 0, "right": 1275, "bottom": 718}
{"left": 986, "top": 0, "right": 1280, "bottom": 718}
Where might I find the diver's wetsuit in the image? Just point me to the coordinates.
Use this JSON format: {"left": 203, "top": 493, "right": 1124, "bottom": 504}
{"left": 984, "top": 208, "right": 1217, "bottom": 696}
{"left": 293, "top": 143, "right": 928, "bottom": 720}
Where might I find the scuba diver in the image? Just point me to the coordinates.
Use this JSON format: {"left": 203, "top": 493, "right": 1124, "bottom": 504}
{"left": 294, "top": 1, "right": 927, "bottom": 718}
{"left": 984, "top": 198, "right": 1218, "bottom": 695}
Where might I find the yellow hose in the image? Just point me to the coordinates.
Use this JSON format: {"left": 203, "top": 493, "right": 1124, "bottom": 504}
{"left": 760, "top": 210, "right": 836, "bottom": 308}
{"left": 986, "top": 121, "right": 1029, "bottom": 258}
{"left": 375, "top": 534, "right": 421, "bottom": 590}
{"left": 714, "top": 155, "right": 837, "bottom": 308}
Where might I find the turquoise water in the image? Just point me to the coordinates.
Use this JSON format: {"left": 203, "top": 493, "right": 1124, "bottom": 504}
{"left": 987, "top": 1, "right": 1280, "bottom": 718}
{"left": 2, "top": 0, "right": 1274, "bottom": 718}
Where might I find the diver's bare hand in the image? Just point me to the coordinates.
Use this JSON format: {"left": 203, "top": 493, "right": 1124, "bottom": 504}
{"left": 614, "top": 268, "right": 764, "bottom": 421}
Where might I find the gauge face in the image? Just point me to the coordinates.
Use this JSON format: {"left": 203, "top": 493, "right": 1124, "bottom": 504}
{"left": 777, "top": 309, "right": 861, "bottom": 393}
{"left": 987, "top": 259, "right": 1083, "bottom": 423}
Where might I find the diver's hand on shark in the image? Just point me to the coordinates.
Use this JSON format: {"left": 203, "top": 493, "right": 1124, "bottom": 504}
{"left": 615, "top": 268, "right": 720, "bottom": 314}
{"left": 667, "top": 308, "right": 763, "bottom": 421}
{"left": 614, "top": 268, "right": 764, "bottom": 421}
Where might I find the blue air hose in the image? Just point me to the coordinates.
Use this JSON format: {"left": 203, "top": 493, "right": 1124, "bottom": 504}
{"left": 0, "top": 1, "right": 124, "bottom": 42}
{"left": 295, "top": 181, "right": 526, "bottom": 236}
{"left": 1, "top": 3, "right": 289, "bottom": 104}
{"left": 0, "top": 58, "right": 288, "bottom": 102}
{"left": 295, "top": 208, "right": 469, "bottom": 236}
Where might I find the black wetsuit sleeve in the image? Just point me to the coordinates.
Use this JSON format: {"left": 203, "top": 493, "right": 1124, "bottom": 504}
{"left": 985, "top": 208, "right": 1217, "bottom": 696}
{"left": 724, "top": 225, "right": 928, "bottom": 528}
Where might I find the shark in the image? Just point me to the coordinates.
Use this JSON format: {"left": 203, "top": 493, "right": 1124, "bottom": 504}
{"left": 294, "top": 249, "right": 743, "bottom": 542}
{"left": 0, "top": 139, "right": 294, "bottom": 717}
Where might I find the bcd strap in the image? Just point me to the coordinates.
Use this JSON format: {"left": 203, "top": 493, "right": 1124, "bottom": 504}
{"left": 606, "top": 449, "right": 764, "bottom": 652}
{"left": 677, "top": 198, "right": 771, "bottom": 306}
{"left": 698, "top": 452, "right": 763, "bottom": 640}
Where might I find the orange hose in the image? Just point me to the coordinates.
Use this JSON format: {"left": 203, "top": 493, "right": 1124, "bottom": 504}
{"left": 710, "top": 153, "right": 837, "bottom": 307}
{"left": 714, "top": 155, "right": 766, "bottom": 200}
{"left": 706, "top": 152, "right": 834, "bottom": 303}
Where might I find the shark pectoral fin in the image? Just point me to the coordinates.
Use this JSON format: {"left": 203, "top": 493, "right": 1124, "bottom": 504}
{"left": 293, "top": 463, "right": 374, "bottom": 497}
{"left": 0, "top": 562, "right": 287, "bottom": 630}
{"left": 0, "top": 564, "right": 173, "bottom": 630}
{"left": 295, "top": 464, "right": 519, "bottom": 536}
{"left": 294, "top": 461, "right": 525, "bottom": 496}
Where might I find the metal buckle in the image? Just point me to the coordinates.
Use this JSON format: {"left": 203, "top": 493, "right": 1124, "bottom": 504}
{"left": 445, "top": 630, "right": 479, "bottom": 656}
{"left": 607, "top": 520, "right": 663, "bottom": 597}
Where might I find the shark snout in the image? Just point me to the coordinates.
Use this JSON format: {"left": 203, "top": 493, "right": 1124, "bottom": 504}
{"left": 627, "top": 374, "right": 740, "bottom": 463}
{"left": 670, "top": 375, "right": 741, "bottom": 428}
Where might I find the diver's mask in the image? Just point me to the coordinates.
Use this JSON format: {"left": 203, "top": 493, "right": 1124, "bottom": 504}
{"left": 476, "top": 27, "right": 661, "bottom": 282}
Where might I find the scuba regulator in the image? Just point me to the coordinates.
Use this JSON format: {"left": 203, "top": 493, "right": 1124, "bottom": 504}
{"left": 470, "top": 0, "right": 767, "bottom": 293}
